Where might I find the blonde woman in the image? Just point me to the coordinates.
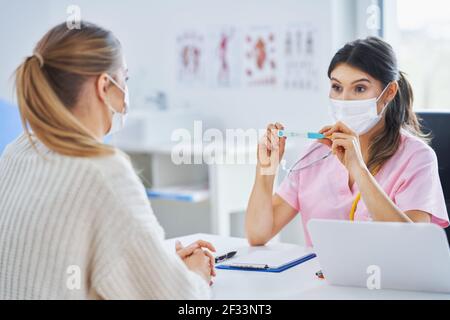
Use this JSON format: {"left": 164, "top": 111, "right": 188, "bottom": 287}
{"left": 0, "top": 22, "right": 215, "bottom": 299}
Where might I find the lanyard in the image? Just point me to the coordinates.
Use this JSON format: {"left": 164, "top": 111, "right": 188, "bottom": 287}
{"left": 348, "top": 165, "right": 381, "bottom": 221}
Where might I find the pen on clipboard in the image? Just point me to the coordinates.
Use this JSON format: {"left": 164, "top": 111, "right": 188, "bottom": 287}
{"left": 215, "top": 251, "right": 237, "bottom": 264}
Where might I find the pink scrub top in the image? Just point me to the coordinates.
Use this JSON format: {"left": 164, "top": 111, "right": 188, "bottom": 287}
{"left": 276, "top": 129, "right": 449, "bottom": 247}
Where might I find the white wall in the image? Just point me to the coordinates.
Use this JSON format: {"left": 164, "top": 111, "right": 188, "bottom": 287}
{"left": 0, "top": 0, "right": 362, "bottom": 133}
{"left": 159, "top": 0, "right": 334, "bottom": 132}
{"left": 0, "top": 1, "right": 51, "bottom": 102}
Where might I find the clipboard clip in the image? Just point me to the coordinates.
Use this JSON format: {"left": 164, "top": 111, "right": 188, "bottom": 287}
{"left": 228, "top": 263, "right": 269, "bottom": 270}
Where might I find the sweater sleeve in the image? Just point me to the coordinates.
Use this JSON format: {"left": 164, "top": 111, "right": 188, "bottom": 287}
{"left": 89, "top": 152, "right": 211, "bottom": 300}
{"left": 93, "top": 226, "right": 211, "bottom": 300}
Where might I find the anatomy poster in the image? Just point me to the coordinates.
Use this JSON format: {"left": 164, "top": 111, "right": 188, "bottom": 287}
{"left": 243, "top": 27, "right": 278, "bottom": 87}
{"left": 207, "top": 27, "right": 241, "bottom": 88}
{"left": 176, "top": 31, "right": 206, "bottom": 86}
{"left": 283, "top": 25, "right": 319, "bottom": 90}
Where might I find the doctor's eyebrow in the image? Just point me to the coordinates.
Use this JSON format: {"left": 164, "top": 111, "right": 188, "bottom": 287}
{"left": 351, "top": 78, "right": 371, "bottom": 84}
{"left": 330, "top": 77, "right": 371, "bottom": 85}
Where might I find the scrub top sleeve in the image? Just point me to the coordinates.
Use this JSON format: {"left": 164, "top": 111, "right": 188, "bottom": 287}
{"left": 275, "top": 174, "right": 300, "bottom": 212}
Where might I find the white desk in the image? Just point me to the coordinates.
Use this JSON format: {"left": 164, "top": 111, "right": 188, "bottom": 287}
{"left": 167, "top": 233, "right": 450, "bottom": 300}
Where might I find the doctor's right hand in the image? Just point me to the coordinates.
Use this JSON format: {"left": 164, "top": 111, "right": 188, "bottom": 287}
{"left": 257, "top": 123, "right": 286, "bottom": 175}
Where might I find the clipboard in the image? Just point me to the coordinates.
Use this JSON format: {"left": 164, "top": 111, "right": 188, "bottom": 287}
{"left": 215, "top": 246, "right": 316, "bottom": 273}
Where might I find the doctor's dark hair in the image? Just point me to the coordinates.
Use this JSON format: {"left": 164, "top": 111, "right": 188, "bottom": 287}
{"left": 327, "top": 36, "right": 429, "bottom": 173}
{"left": 15, "top": 21, "right": 122, "bottom": 157}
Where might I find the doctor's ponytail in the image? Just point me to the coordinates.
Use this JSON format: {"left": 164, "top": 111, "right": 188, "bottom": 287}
{"left": 15, "top": 21, "right": 122, "bottom": 157}
{"left": 395, "top": 70, "right": 424, "bottom": 136}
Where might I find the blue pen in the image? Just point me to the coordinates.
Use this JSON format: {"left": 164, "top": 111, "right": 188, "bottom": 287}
{"left": 277, "top": 130, "right": 326, "bottom": 139}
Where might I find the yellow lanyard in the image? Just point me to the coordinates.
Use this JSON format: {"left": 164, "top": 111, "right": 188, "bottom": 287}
{"left": 348, "top": 166, "right": 380, "bottom": 221}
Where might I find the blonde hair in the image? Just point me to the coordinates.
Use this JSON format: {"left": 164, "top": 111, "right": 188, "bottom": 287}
{"left": 15, "top": 21, "right": 123, "bottom": 157}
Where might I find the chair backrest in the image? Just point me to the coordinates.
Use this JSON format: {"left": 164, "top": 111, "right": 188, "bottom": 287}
{"left": 416, "top": 110, "right": 450, "bottom": 241}
{"left": 0, "top": 99, "right": 22, "bottom": 155}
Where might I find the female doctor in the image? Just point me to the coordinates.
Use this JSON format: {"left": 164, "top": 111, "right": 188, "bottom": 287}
{"left": 246, "top": 37, "right": 449, "bottom": 247}
{"left": 0, "top": 21, "right": 215, "bottom": 299}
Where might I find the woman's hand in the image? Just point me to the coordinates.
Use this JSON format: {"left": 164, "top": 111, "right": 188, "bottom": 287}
{"left": 246, "top": 122, "right": 290, "bottom": 247}
{"left": 176, "top": 240, "right": 216, "bottom": 285}
{"left": 257, "top": 122, "right": 286, "bottom": 176}
{"left": 183, "top": 248, "right": 214, "bottom": 285}
{"left": 318, "top": 121, "right": 367, "bottom": 176}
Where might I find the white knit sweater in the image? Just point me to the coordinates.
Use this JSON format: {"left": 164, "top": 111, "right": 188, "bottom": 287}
{"left": 0, "top": 134, "right": 211, "bottom": 300}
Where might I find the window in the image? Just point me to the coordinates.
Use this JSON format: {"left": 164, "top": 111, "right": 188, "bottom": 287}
{"left": 396, "top": 0, "right": 450, "bottom": 110}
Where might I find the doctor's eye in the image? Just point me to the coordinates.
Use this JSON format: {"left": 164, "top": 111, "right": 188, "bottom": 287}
{"left": 331, "top": 84, "right": 342, "bottom": 93}
{"left": 355, "top": 85, "right": 367, "bottom": 93}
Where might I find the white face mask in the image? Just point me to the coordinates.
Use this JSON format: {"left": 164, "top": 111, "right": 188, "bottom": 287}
{"left": 105, "top": 74, "right": 129, "bottom": 135}
{"left": 329, "top": 84, "right": 391, "bottom": 135}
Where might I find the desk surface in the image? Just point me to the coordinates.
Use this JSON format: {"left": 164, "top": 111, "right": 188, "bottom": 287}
{"left": 167, "top": 233, "right": 450, "bottom": 300}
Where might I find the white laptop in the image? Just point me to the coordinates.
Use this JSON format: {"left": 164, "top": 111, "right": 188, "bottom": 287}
{"left": 308, "top": 219, "right": 450, "bottom": 293}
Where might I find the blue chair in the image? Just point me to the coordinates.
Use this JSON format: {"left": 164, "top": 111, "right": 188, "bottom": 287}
{"left": 0, "top": 99, "right": 23, "bottom": 154}
{"left": 416, "top": 110, "right": 450, "bottom": 242}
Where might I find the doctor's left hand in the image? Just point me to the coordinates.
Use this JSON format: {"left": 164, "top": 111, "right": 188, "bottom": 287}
{"left": 318, "top": 121, "right": 367, "bottom": 176}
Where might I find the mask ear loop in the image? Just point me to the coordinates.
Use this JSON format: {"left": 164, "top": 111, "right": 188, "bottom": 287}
{"left": 104, "top": 76, "right": 123, "bottom": 140}
{"left": 106, "top": 74, "right": 126, "bottom": 93}
{"left": 106, "top": 74, "right": 129, "bottom": 115}
{"left": 375, "top": 82, "right": 395, "bottom": 120}
{"left": 376, "top": 82, "right": 392, "bottom": 103}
